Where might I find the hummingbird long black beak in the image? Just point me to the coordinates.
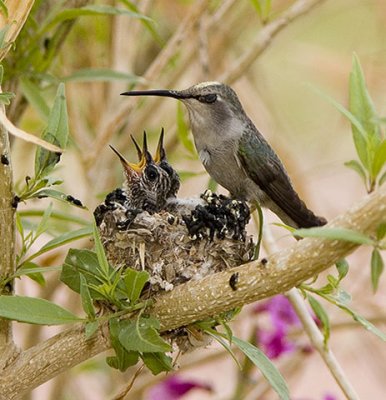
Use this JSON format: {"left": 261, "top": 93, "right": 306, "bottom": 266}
{"left": 121, "top": 89, "right": 188, "bottom": 100}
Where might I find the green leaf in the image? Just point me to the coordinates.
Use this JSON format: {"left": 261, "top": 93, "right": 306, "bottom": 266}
{"left": 379, "top": 170, "right": 386, "bottom": 186}
{"left": 93, "top": 223, "right": 110, "bottom": 277}
{"left": 31, "top": 189, "right": 86, "bottom": 208}
{"left": 23, "top": 226, "right": 93, "bottom": 264}
{"left": 85, "top": 321, "right": 99, "bottom": 339}
{"left": 0, "top": 92, "right": 15, "bottom": 105}
{"left": 14, "top": 265, "right": 62, "bottom": 279}
{"left": 335, "top": 258, "right": 349, "bottom": 282}
{"left": 308, "top": 84, "right": 369, "bottom": 167}
{"left": 207, "top": 177, "right": 218, "bottom": 192}
{"left": 35, "top": 202, "right": 53, "bottom": 238}
{"left": 62, "top": 249, "right": 104, "bottom": 299}
{"left": 0, "top": 1, "right": 8, "bottom": 18}
{"left": 41, "top": 5, "right": 152, "bottom": 34}
{"left": 0, "top": 296, "right": 82, "bottom": 325}
{"left": 141, "top": 352, "right": 173, "bottom": 375}
{"left": 249, "top": 0, "right": 271, "bottom": 22}
{"left": 80, "top": 275, "right": 95, "bottom": 319}
{"left": 350, "top": 54, "right": 381, "bottom": 170}
{"left": 61, "top": 68, "right": 142, "bottom": 83}
{"left": 344, "top": 160, "right": 367, "bottom": 185}
{"left": 107, "top": 318, "right": 139, "bottom": 372}
{"left": 176, "top": 102, "right": 196, "bottom": 156}
{"left": 308, "top": 295, "right": 330, "bottom": 347}
{"left": 119, "top": 317, "right": 172, "bottom": 353}
{"left": 19, "top": 77, "right": 50, "bottom": 120}
{"left": 17, "top": 262, "right": 46, "bottom": 286}
{"left": 253, "top": 201, "right": 264, "bottom": 260}
{"left": 35, "top": 83, "right": 68, "bottom": 178}
{"left": 294, "top": 227, "right": 374, "bottom": 245}
{"left": 0, "top": 24, "right": 10, "bottom": 49}
{"left": 123, "top": 269, "right": 149, "bottom": 304}
{"left": 334, "top": 299, "right": 386, "bottom": 341}
{"left": 376, "top": 223, "right": 386, "bottom": 240}
{"left": 232, "top": 336, "right": 290, "bottom": 400}
{"left": 372, "top": 139, "right": 386, "bottom": 178}
{"left": 61, "top": 249, "right": 127, "bottom": 301}
{"left": 371, "top": 248, "right": 384, "bottom": 293}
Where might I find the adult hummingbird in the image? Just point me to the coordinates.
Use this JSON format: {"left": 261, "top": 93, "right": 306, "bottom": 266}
{"left": 121, "top": 82, "right": 326, "bottom": 228}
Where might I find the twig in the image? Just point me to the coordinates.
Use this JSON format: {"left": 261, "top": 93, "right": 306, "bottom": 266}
{"left": 87, "top": 0, "right": 209, "bottom": 167}
{"left": 0, "top": 184, "right": 385, "bottom": 399}
{"left": 287, "top": 289, "right": 359, "bottom": 399}
{"left": 263, "top": 211, "right": 359, "bottom": 399}
{"left": 112, "top": 364, "right": 145, "bottom": 400}
{"left": 220, "top": 0, "right": 327, "bottom": 84}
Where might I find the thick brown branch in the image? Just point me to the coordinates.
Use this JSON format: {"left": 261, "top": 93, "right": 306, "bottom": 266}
{"left": 0, "top": 185, "right": 385, "bottom": 399}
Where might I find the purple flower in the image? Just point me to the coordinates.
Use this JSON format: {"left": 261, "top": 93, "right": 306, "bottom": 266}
{"left": 323, "top": 395, "right": 337, "bottom": 400}
{"left": 255, "top": 295, "right": 300, "bottom": 331}
{"left": 257, "top": 326, "right": 295, "bottom": 359}
{"left": 146, "top": 375, "right": 212, "bottom": 400}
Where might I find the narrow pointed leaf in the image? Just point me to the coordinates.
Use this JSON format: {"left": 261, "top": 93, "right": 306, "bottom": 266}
{"left": 107, "top": 318, "right": 139, "bottom": 372}
{"left": 141, "top": 352, "right": 173, "bottom": 375}
{"left": 350, "top": 54, "right": 381, "bottom": 146}
{"left": 24, "top": 226, "right": 92, "bottom": 264}
{"left": 335, "top": 259, "right": 349, "bottom": 282}
{"left": 31, "top": 189, "right": 86, "bottom": 208}
{"left": 35, "top": 83, "right": 68, "bottom": 178}
{"left": 232, "top": 336, "right": 290, "bottom": 400}
{"left": 41, "top": 5, "right": 152, "bottom": 34}
{"left": 119, "top": 317, "right": 171, "bottom": 353}
{"left": 344, "top": 160, "right": 367, "bottom": 185}
{"left": 80, "top": 275, "right": 95, "bottom": 319}
{"left": 371, "top": 249, "right": 384, "bottom": 293}
{"left": 85, "top": 321, "right": 99, "bottom": 339}
{"left": 372, "top": 139, "right": 386, "bottom": 178}
{"left": 294, "top": 227, "right": 374, "bottom": 245}
{"left": 93, "top": 223, "right": 110, "bottom": 276}
{"left": 17, "top": 262, "right": 46, "bottom": 286}
{"left": 20, "top": 77, "right": 50, "bottom": 120}
{"left": 0, "top": 296, "right": 82, "bottom": 325}
{"left": 123, "top": 268, "right": 149, "bottom": 304}
{"left": 308, "top": 295, "right": 330, "bottom": 346}
{"left": 61, "top": 68, "right": 142, "bottom": 83}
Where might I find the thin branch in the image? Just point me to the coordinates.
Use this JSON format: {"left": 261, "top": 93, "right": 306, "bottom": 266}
{"left": 287, "top": 289, "right": 359, "bottom": 399}
{"left": 220, "top": 0, "right": 327, "bottom": 84}
{"left": 87, "top": 0, "right": 209, "bottom": 167}
{"left": 263, "top": 216, "right": 359, "bottom": 398}
{"left": 0, "top": 184, "right": 385, "bottom": 399}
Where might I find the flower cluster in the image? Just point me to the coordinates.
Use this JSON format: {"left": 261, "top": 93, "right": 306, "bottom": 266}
{"left": 255, "top": 294, "right": 302, "bottom": 359}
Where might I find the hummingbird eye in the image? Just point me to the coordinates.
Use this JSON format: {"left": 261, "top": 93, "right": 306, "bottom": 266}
{"left": 145, "top": 165, "right": 159, "bottom": 182}
{"left": 198, "top": 94, "right": 217, "bottom": 104}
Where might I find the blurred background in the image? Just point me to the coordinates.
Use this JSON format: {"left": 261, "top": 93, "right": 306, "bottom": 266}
{"left": 3, "top": 0, "right": 386, "bottom": 398}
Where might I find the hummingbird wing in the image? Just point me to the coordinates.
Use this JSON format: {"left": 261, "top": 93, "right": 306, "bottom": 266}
{"left": 237, "top": 130, "right": 326, "bottom": 228}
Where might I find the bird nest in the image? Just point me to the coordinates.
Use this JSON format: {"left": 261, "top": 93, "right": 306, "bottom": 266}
{"left": 96, "top": 190, "right": 254, "bottom": 294}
